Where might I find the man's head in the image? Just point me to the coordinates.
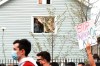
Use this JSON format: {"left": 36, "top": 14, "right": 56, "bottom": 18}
{"left": 36, "top": 51, "right": 51, "bottom": 65}
{"left": 78, "top": 62, "right": 85, "bottom": 66}
{"left": 67, "top": 62, "right": 75, "bottom": 66}
{"left": 93, "top": 54, "right": 100, "bottom": 62}
{"left": 12, "top": 39, "right": 31, "bottom": 61}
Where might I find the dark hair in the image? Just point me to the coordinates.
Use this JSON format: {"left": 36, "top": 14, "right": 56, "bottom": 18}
{"left": 37, "top": 51, "right": 51, "bottom": 62}
{"left": 36, "top": 61, "right": 41, "bottom": 66}
{"left": 13, "top": 39, "right": 31, "bottom": 56}
{"left": 67, "top": 62, "right": 75, "bottom": 66}
{"left": 34, "top": 18, "right": 38, "bottom": 23}
{"left": 78, "top": 62, "right": 85, "bottom": 66}
{"left": 97, "top": 37, "right": 100, "bottom": 44}
{"left": 96, "top": 62, "right": 100, "bottom": 66}
{"left": 93, "top": 54, "right": 100, "bottom": 59}
{"left": 0, "top": 64, "right": 6, "bottom": 66}
{"left": 50, "top": 62, "right": 59, "bottom": 66}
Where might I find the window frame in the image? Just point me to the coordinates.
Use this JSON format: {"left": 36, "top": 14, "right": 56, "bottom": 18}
{"left": 31, "top": 15, "right": 57, "bottom": 35}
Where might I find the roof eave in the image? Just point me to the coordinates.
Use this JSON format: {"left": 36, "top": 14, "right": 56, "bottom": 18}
{"left": 0, "top": 0, "right": 9, "bottom": 6}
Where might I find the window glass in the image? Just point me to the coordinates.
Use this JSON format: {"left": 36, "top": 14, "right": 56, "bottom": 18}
{"left": 32, "top": 16, "right": 55, "bottom": 33}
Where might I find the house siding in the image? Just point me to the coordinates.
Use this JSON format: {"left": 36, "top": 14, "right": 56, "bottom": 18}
{"left": 0, "top": 0, "right": 87, "bottom": 60}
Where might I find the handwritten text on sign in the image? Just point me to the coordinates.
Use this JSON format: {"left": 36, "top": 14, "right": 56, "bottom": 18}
{"left": 75, "top": 20, "right": 96, "bottom": 49}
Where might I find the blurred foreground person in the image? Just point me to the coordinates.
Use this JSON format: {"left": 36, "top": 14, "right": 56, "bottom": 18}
{"left": 12, "top": 39, "right": 37, "bottom": 66}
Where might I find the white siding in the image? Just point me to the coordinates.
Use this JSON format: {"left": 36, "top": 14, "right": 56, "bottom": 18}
{"left": 0, "top": 0, "right": 87, "bottom": 60}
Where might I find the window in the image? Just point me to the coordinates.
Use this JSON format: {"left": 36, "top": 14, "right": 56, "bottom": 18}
{"left": 38, "top": 0, "right": 51, "bottom": 4}
{"left": 31, "top": 16, "right": 56, "bottom": 34}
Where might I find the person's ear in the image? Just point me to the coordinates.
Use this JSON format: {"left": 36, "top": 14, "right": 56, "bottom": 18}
{"left": 21, "top": 49, "right": 25, "bottom": 55}
{"left": 43, "top": 59, "right": 47, "bottom": 63}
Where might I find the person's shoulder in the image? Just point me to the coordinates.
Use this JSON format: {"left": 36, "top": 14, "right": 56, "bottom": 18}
{"left": 23, "top": 61, "right": 35, "bottom": 66}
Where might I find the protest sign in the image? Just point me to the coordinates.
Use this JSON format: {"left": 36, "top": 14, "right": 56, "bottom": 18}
{"left": 75, "top": 20, "right": 97, "bottom": 49}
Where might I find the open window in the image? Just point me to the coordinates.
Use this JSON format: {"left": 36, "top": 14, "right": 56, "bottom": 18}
{"left": 31, "top": 16, "right": 56, "bottom": 34}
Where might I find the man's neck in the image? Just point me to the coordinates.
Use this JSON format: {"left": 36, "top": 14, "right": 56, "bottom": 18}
{"left": 18, "top": 55, "right": 26, "bottom": 62}
{"left": 43, "top": 62, "right": 50, "bottom": 66}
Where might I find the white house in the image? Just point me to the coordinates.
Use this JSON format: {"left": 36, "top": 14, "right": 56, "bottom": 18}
{"left": 0, "top": 0, "right": 88, "bottom": 61}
